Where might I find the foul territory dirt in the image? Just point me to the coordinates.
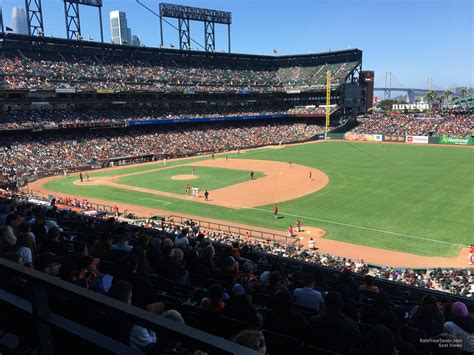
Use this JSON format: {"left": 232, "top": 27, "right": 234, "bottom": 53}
{"left": 27, "top": 143, "right": 471, "bottom": 268}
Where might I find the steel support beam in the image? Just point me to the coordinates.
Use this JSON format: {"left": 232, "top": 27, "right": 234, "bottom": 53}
{"left": 204, "top": 21, "right": 215, "bottom": 52}
{"left": 178, "top": 18, "right": 190, "bottom": 50}
{"left": 25, "top": 0, "right": 44, "bottom": 36}
{"left": 64, "top": 0, "right": 81, "bottom": 40}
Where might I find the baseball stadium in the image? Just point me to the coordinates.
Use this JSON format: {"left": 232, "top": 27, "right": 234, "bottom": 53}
{"left": 0, "top": 1, "right": 473, "bottom": 354}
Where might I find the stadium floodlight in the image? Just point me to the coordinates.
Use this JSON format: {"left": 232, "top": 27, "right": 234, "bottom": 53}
{"left": 158, "top": 3, "right": 232, "bottom": 53}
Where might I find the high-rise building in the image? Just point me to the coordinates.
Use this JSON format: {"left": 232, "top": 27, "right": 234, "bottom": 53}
{"left": 109, "top": 11, "right": 132, "bottom": 45}
{"left": 12, "top": 7, "right": 28, "bottom": 35}
{"left": 131, "top": 35, "right": 141, "bottom": 47}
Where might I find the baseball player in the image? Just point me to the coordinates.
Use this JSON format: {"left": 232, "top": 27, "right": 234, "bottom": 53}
{"left": 273, "top": 203, "right": 279, "bottom": 219}
{"left": 250, "top": 171, "right": 254, "bottom": 180}
{"left": 204, "top": 190, "right": 209, "bottom": 201}
{"left": 309, "top": 171, "right": 312, "bottom": 180}
{"left": 308, "top": 238, "right": 316, "bottom": 250}
{"left": 287, "top": 225, "right": 294, "bottom": 237}
{"left": 195, "top": 186, "right": 199, "bottom": 197}
{"left": 79, "top": 172, "right": 83, "bottom": 182}
{"left": 192, "top": 167, "right": 195, "bottom": 176}
{"left": 296, "top": 219, "right": 301, "bottom": 232}
{"left": 186, "top": 184, "right": 190, "bottom": 196}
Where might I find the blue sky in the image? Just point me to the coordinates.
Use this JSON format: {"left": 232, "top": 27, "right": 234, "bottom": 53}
{"left": 1, "top": 0, "right": 473, "bottom": 89}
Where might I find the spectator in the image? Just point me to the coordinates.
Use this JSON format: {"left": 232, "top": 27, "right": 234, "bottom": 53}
{"left": 443, "top": 302, "right": 474, "bottom": 353}
{"left": 231, "top": 329, "right": 267, "bottom": 354}
{"left": 107, "top": 280, "right": 157, "bottom": 352}
{"left": 305, "top": 291, "right": 361, "bottom": 353}
{"left": 0, "top": 213, "right": 23, "bottom": 253}
{"left": 201, "top": 283, "right": 225, "bottom": 314}
{"left": 293, "top": 273, "right": 324, "bottom": 312}
{"left": 224, "top": 283, "right": 260, "bottom": 326}
{"left": 13, "top": 233, "right": 35, "bottom": 267}
{"left": 359, "top": 275, "right": 380, "bottom": 295}
{"left": 38, "top": 226, "right": 68, "bottom": 257}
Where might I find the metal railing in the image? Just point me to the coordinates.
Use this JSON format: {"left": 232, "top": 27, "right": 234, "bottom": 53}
{"left": 0, "top": 258, "right": 258, "bottom": 355}
{"left": 168, "top": 214, "right": 300, "bottom": 246}
{"left": 24, "top": 190, "right": 115, "bottom": 213}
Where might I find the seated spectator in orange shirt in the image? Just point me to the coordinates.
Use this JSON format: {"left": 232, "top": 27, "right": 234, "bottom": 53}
{"left": 359, "top": 275, "right": 380, "bottom": 294}
{"left": 201, "top": 283, "right": 225, "bottom": 314}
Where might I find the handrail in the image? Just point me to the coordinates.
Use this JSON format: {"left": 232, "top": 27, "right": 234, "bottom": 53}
{"left": 167, "top": 214, "right": 300, "bottom": 246}
{"left": 0, "top": 258, "right": 259, "bottom": 354}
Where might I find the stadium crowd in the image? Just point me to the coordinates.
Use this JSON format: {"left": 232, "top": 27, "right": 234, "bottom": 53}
{"left": 0, "top": 104, "right": 292, "bottom": 130}
{"left": 353, "top": 113, "right": 473, "bottom": 137}
{"left": 0, "top": 103, "right": 290, "bottom": 130}
{"left": 0, "top": 195, "right": 472, "bottom": 354}
{"left": 0, "top": 121, "right": 323, "bottom": 183}
{"left": 0, "top": 51, "right": 357, "bottom": 92}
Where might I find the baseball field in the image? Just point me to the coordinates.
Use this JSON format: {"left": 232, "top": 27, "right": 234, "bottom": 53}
{"left": 31, "top": 141, "right": 473, "bottom": 265}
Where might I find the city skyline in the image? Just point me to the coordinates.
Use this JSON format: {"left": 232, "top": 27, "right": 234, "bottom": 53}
{"left": 11, "top": 6, "right": 27, "bottom": 35}
{"left": 0, "top": 0, "right": 472, "bottom": 89}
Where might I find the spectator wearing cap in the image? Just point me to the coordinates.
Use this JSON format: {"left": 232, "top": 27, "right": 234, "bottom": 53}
{"left": 443, "top": 302, "right": 474, "bottom": 353}
{"left": 236, "top": 261, "right": 260, "bottom": 294}
{"left": 293, "top": 273, "right": 324, "bottom": 312}
{"left": 0, "top": 213, "right": 23, "bottom": 253}
{"left": 34, "top": 252, "right": 63, "bottom": 276}
{"left": 210, "top": 256, "right": 237, "bottom": 291}
{"left": 305, "top": 291, "right": 361, "bottom": 353}
{"left": 39, "top": 226, "right": 68, "bottom": 257}
{"left": 224, "top": 283, "right": 260, "bottom": 326}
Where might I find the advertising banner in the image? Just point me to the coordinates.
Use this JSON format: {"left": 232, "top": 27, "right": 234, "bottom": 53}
{"left": 439, "top": 137, "right": 473, "bottom": 145}
{"left": 383, "top": 135, "right": 406, "bottom": 143}
{"left": 406, "top": 136, "right": 429, "bottom": 144}
{"left": 345, "top": 132, "right": 382, "bottom": 142}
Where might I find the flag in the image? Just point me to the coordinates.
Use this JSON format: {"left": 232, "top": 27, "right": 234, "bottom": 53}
{"left": 272, "top": 48, "right": 277, "bottom": 54}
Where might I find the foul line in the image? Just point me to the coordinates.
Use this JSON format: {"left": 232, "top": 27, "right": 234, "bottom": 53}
{"left": 246, "top": 206, "right": 465, "bottom": 247}
{"left": 138, "top": 198, "right": 171, "bottom": 206}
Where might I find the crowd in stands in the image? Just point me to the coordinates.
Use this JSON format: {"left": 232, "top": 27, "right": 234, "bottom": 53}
{"left": 0, "top": 104, "right": 293, "bottom": 130}
{"left": 0, "top": 50, "right": 358, "bottom": 92}
{"left": 353, "top": 113, "right": 473, "bottom": 137}
{"left": 0, "top": 195, "right": 473, "bottom": 354}
{"left": 0, "top": 120, "right": 323, "bottom": 183}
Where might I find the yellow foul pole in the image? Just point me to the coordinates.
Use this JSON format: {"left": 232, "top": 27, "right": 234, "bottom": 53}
{"left": 325, "top": 70, "right": 331, "bottom": 140}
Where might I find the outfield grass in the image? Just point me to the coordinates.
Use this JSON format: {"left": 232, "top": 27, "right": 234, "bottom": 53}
{"left": 116, "top": 166, "right": 264, "bottom": 195}
{"left": 42, "top": 142, "right": 474, "bottom": 257}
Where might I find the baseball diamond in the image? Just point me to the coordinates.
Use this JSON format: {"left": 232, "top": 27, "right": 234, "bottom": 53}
{"left": 31, "top": 140, "right": 473, "bottom": 265}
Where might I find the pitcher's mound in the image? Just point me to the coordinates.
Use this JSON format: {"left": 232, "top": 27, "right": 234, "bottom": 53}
{"left": 171, "top": 174, "right": 199, "bottom": 180}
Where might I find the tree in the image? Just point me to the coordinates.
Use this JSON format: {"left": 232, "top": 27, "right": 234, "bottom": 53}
{"left": 459, "top": 87, "right": 469, "bottom": 98}
{"left": 378, "top": 99, "right": 402, "bottom": 113}
{"left": 425, "top": 90, "right": 437, "bottom": 104}
{"left": 442, "top": 89, "right": 453, "bottom": 108}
